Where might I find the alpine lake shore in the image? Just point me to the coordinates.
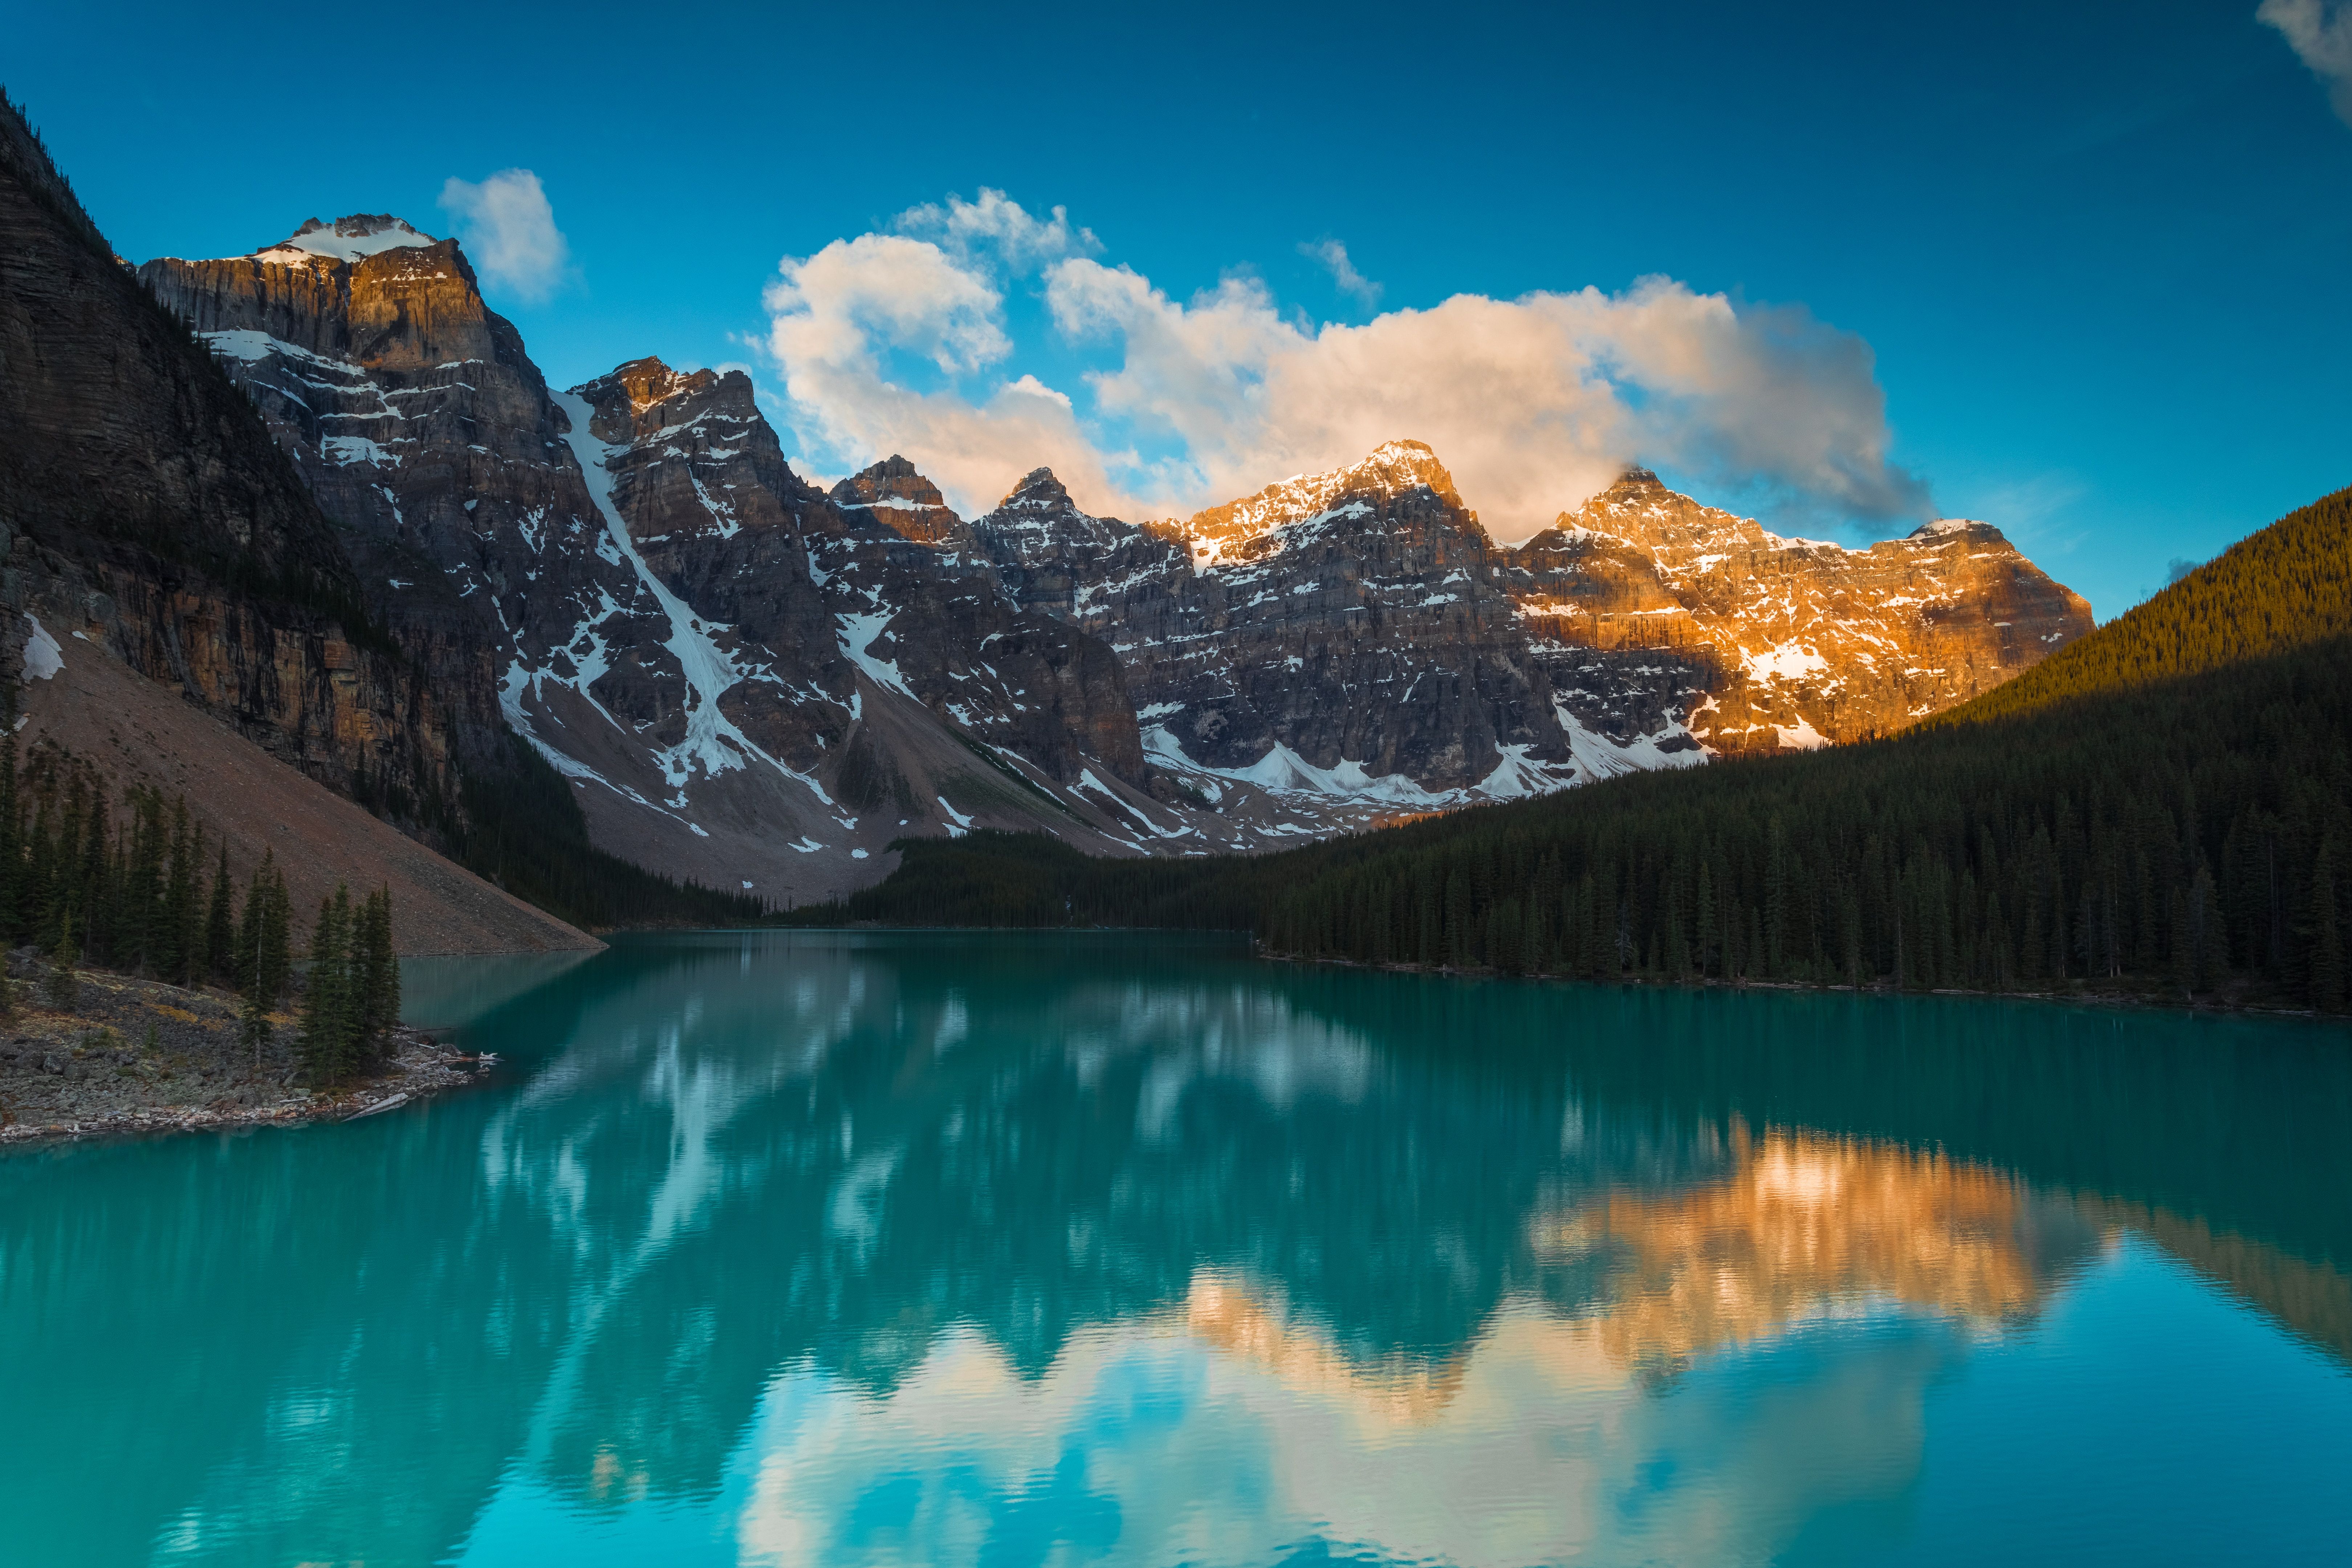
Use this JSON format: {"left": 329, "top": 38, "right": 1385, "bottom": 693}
{"left": 1249, "top": 940, "right": 2339, "bottom": 1019}
{"left": 0, "top": 950, "right": 494, "bottom": 1146}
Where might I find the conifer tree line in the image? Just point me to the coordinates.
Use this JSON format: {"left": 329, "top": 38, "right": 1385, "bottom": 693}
{"left": 823, "top": 484, "right": 2352, "bottom": 1012}
{"left": 0, "top": 739, "right": 401, "bottom": 1078}
{"left": 296, "top": 884, "right": 399, "bottom": 1084}
{"left": 0, "top": 740, "right": 254, "bottom": 986}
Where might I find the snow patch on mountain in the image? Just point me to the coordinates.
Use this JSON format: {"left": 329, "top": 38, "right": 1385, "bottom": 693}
{"left": 1740, "top": 643, "right": 1831, "bottom": 682}
{"left": 836, "top": 610, "right": 913, "bottom": 698}
{"left": 547, "top": 388, "right": 837, "bottom": 809}
{"left": 1553, "top": 701, "right": 1712, "bottom": 779}
{"left": 257, "top": 216, "right": 438, "bottom": 263}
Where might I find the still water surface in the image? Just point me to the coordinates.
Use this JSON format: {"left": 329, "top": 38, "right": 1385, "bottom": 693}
{"left": 2, "top": 932, "right": 2348, "bottom": 1566}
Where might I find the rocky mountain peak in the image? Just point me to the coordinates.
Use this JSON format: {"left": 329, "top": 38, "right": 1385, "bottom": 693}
{"left": 1178, "top": 439, "right": 1470, "bottom": 565}
{"left": 830, "top": 456, "right": 964, "bottom": 545}
{"left": 1000, "top": 467, "right": 1074, "bottom": 510}
{"left": 832, "top": 455, "right": 951, "bottom": 512}
{"left": 1906, "top": 518, "right": 2003, "bottom": 545}
{"left": 1560, "top": 467, "right": 1763, "bottom": 553}
{"left": 599, "top": 356, "right": 724, "bottom": 413}
{"left": 1348, "top": 439, "right": 1461, "bottom": 502}
{"left": 259, "top": 214, "right": 439, "bottom": 263}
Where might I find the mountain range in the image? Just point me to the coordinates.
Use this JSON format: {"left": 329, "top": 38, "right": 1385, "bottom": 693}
{"left": 3, "top": 94, "right": 2094, "bottom": 924}
{"left": 129, "top": 208, "right": 2086, "bottom": 903}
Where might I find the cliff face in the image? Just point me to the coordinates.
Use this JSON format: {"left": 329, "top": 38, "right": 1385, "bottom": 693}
{"left": 1503, "top": 469, "right": 2095, "bottom": 751}
{"left": 0, "top": 110, "right": 469, "bottom": 811}
{"left": 1139, "top": 441, "right": 1574, "bottom": 792}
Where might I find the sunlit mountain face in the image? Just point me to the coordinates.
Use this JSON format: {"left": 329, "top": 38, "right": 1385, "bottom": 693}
{"left": 3, "top": 935, "right": 2347, "bottom": 1565}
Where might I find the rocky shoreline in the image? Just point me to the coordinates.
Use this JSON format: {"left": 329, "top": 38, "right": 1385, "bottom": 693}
{"left": 0, "top": 958, "right": 497, "bottom": 1147}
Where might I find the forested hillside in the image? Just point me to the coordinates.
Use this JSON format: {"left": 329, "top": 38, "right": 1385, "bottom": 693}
{"left": 820, "top": 485, "right": 2352, "bottom": 1010}
{"left": 1930, "top": 485, "right": 2352, "bottom": 724}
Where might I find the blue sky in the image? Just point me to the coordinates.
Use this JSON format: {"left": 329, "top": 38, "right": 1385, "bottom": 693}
{"left": 12, "top": 0, "right": 2351, "bottom": 618}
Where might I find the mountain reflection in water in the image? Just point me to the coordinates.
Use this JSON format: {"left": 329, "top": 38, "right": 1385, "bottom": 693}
{"left": 1, "top": 931, "right": 2345, "bottom": 1567}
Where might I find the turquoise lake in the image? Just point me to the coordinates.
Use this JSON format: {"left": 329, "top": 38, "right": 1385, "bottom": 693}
{"left": 2, "top": 931, "right": 2347, "bottom": 1565}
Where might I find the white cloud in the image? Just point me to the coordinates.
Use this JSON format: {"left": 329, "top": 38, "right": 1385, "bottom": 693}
{"left": 760, "top": 192, "right": 1927, "bottom": 537}
{"left": 1045, "top": 261, "right": 1925, "bottom": 533}
{"left": 761, "top": 228, "right": 1134, "bottom": 516}
{"left": 894, "top": 187, "right": 1099, "bottom": 267}
{"left": 2262, "top": 0, "right": 2352, "bottom": 123}
{"left": 438, "top": 169, "right": 571, "bottom": 304}
{"left": 1301, "top": 239, "right": 1382, "bottom": 306}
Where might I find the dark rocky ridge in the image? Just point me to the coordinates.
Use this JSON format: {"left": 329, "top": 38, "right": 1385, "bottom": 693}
{"left": 974, "top": 442, "right": 1661, "bottom": 797}
{"left": 973, "top": 441, "right": 2092, "bottom": 792}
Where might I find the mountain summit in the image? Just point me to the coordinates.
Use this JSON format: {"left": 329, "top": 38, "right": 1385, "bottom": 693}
{"left": 257, "top": 214, "right": 438, "bottom": 262}
{"left": 1178, "top": 439, "right": 1467, "bottom": 567}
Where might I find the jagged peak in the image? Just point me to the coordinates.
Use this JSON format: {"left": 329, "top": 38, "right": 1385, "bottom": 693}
{"left": 832, "top": 455, "right": 951, "bottom": 514}
{"left": 254, "top": 214, "right": 439, "bottom": 264}
{"left": 1183, "top": 439, "right": 1465, "bottom": 555}
{"left": 1337, "top": 439, "right": 1456, "bottom": 494}
{"left": 607, "top": 355, "right": 690, "bottom": 407}
{"left": 1906, "top": 517, "right": 2004, "bottom": 544}
{"left": 1000, "top": 467, "right": 1074, "bottom": 510}
{"left": 572, "top": 357, "right": 748, "bottom": 417}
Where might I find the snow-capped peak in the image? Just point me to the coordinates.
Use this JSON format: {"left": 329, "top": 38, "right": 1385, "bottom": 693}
{"left": 256, "top": 215, "right": 438, "bottom": 264}
{"left": 1179, "top": 439, "right": 1465, "bottom": 562}
{"left": 1907, "top": 518, "right": 1995, "bottom": 540}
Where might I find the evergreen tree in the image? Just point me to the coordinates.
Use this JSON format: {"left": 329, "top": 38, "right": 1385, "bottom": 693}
{"left": 164, "top": 804, "right": 199, "bottom": 987}
{"left": 241, "top": 987, "right": 272, "bottom": 1072}
{"left": 235, "top": 853, "right": 267, "bottom": 998}
{"left": 43, "top": 910, "right": 77, "bottom": 1013}
{"left": 237, "top": 853, "right": 294, "bottom": 1012}
{"left": 298, "top": 886, "right": 355, "bottom": 1084}
{"left": 77, "top": 793, "right": 110, "bottom": 966}
{"left": 353, "top": 887, "right": 400, "bottom": 1067}
{"left": 257, "top": 862, "right": 292, "bottom": 1009}
{"left": 123, "top": 787, "right": 162, "bottom": 970}
{"left": 2308, "top": 848, "right": 2342, "bottom": 1012}
{"left": 203, "top": 843, "right": 234, "bottom": 984}
{"left": 163, "top": 800, "right": 195, "bottom": 983}
{"left": 2192, "top": 865, "right": 2227, "bottom": 992}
